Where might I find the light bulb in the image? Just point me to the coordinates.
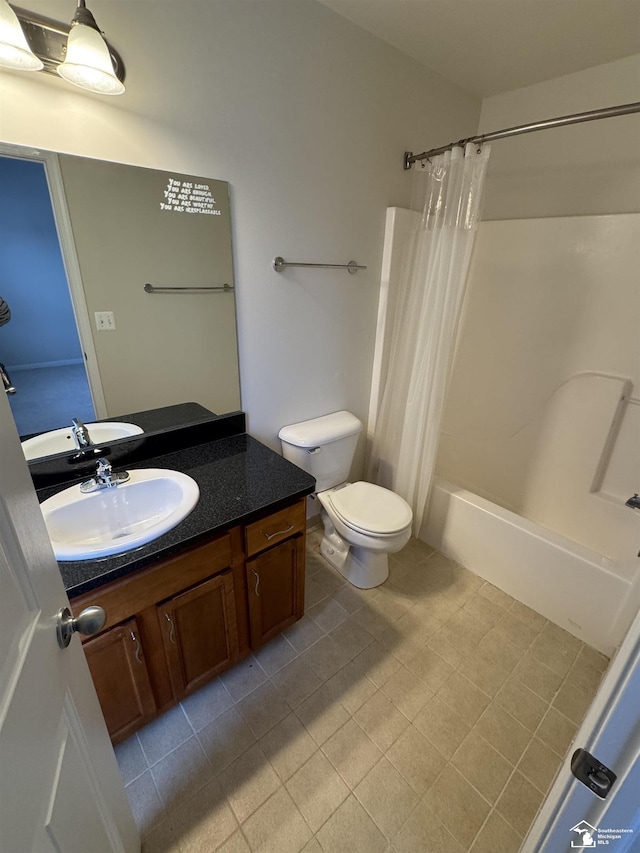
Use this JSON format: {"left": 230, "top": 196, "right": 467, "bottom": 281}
{"left": 57, "top": 18, "right": 124, "bottom": 95}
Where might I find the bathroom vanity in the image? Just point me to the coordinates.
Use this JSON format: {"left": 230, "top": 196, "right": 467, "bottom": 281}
{"left": 32, "top": 410, "right": 315, "bottom": 744}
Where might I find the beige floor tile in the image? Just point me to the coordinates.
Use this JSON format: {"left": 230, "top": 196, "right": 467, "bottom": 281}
{"left": 469, "top": 810, "right": 523, "bottom": 853}
{"left": 529, "top": 624, "right": 582, "bottom": 678}
{"left": 315, "top": 795, "right": 387, "bottom": 853}
{"left": 441, "top": 564, "right": 484, "bottom": 606}
{"left": 198, "top": 708, "right": 257, "bottom": 773}
{"left": 305, "top": 577, "right": 329, "bottom": 610}
{"left": 474, "top": 703, "right": 532, "bottom": 765}
{"left": 253, "top": 635, "right": 299, "bottom": 676}
{"left": 458, "top": 648, "right": 511, "bottom": 698}
{"left": 215, "top": 830, "right": 251, "bottom": 853}
{"left": 512, "top": 652, "right": 563, "bottom": 703}
{"left": 495, "top": 770, "right": 545, "bottom": 837}
{"left": 168, "top": 777, "right": 238, "bottom": 852}
{"left": 218, "top": 744, "right": 280, "bottom": 824}
{"left": 300, "top": 839, "right": 323, "bottom": 853}
{"left": 327, "top": 617, "right": 375, "bottom": 662}
{"left": 355, "top": 757, "right": 418, "bottom": 837}
{"left": 427, "top": 622, "right": 481, "bottom": 669}
{"left": 301, "top": 635, "right": 352, "bottom": 682}
{"left": 403, "top": 646, "right": 455, "bottom": 693}
{"left": 137, "top": 705, "right": 193, "bottom": 767}
{"left": 436, "top": 671, "right": 491, "bottom": 726}
{"left": 565, "top": 651, "right": 607, "bottom": 696}
{"left": 180, "top": 678, "right": 234, "bottom": 733}
{"left": 385, "top": 725, "right": 444, "bottom": 795}
{"left": 451, "top": 732, "right": 513, "bottom": 804}
{"left": 307, "top": 597, "right": 350, "bottom": 633}
{"left": 353, "top": 691, "right": 410, "bottom": 751}
{"left": 295, "top": 684, "right": 350, "bottom": 746}
{"left": 427, "top": 764, "right": 491, "bottom": 848}
{"left": 322, "top": 719, "right": 383, "bottom": 788}
{"left": 576, "top": 644, "right": 609, "bottom": 674}
{"left": 116, "top": 735, "right": 148, "bottom": 786}
{"left": 221, "top": 656, "right": 269, "bottom": 702}
{"left": 271, "top": 657, "right": 323, "bottom": 709}
{"left": 476, "top": 629, "right": 523, "bottom": 673}
{"left": 495, "top": 678, "right": 549, "bottom": 732}
{"left": 494, "top": 611, "right": 543, "bottom": 650}
{"left": 352, "top": 639, "right": 403, "bottom": 687}
{"left": 127, "top": 771, "right": 165, "bottom": 836}
{"left": 242, "top": 786, "right": 311, "bottom": 853}
{"left": 258, "top": 714, "right": 317, "bottom": 782}
{"left": 351, "top": 604, "right": 396, "bottom": 638}
{"left": 236, "top": 681, "right": 291, "bottom": 738}
{"left": 331, "top": 582, "right": 368, "bottom": 615}
{"left": 509, "top": 600, "right": 548, "bottom": 630}
{"left": 380, "top": 664, "right": 433, "bottom": 720}
{"left": 392, "top": 803, "right": 465, "bottom": 853}
{"left": 552, "top": 680, "right": 596, "bottom": 725}
{"left": 518, "top": 736, "right": 563, "bottom": 793}
{"left": 313, "top": 565, "right": 347, "bottom": 599}
{"left": 536, "top": 706, "right": 578, "bottom": 756}
{"left": 284, "top": 615, "right": 326, "bottom": 653}
{"left": 414, "top": 695, "right": 471, "bottom": 760}
{"left": 141, "top": 817, "right": 182, "bottom": 853}
{"left": 413, "top": 588, "right": 460, "bottom": 623}
{"left": 286, "top": 751, "right": 349, "bottom": 833}
{"left": 477, "top": 581, "right": 516, "bottom": 611}
{"left": 395, "top": 538, "right": 436, "bottom": 567}
{"left": 463, "top": 594, "right": 508, "bottom": 627}
{"left": 151, "top": 737, "right": 213, "bottom": 811}
{"left": 326, "top": 659, "right": 378, "bottom": 714}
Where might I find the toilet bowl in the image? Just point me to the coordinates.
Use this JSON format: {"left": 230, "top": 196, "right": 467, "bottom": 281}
{"left": 317, "top": 481, "right": 412, "bottom": 588}
{"left": 278, "top": 411, "right": 413, "bottom": 589}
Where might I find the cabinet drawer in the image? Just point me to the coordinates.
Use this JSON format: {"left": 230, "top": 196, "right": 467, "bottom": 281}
{"left": 245, "top": 500, "right": 305, "bottom": 557}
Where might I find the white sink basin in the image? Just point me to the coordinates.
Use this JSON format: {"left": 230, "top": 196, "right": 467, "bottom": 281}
{"left": 22, "top": 422, "right": 144, "bottom": 461}
{"left": 41, "top": 469, "right": 200, "bottom": 560}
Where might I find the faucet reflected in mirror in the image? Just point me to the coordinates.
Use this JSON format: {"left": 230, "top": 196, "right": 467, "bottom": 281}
{"left": 0, "top": 143, "right": 241, "bottom": 455}
{"left": 0, "top": 363, "right": 15, "bottom": 395}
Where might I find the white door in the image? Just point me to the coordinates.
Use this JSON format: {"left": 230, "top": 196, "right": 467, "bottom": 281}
{"left": 522, "top": 601, "right": 640, "bottom": 852}
{"left": 0, "top": 390, "right": 139, "bottom": 852}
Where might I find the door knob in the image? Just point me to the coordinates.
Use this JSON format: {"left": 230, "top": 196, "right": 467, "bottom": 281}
{"left": 56, "top": 605, "right": 106, "bottom": 649}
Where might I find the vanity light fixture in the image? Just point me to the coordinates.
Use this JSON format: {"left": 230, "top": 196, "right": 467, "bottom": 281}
{"left": 0, "top": 1, "right": 125, "bottom": 94}
{"left": 0, "top": 0, "right": 42, "bottom": 70}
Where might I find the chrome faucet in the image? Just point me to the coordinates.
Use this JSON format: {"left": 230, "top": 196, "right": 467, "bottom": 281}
{"left": 80, "top": 458, "right": 130, "bottom": 493}
{"left": 625, "top": 494, "right": 640, "bottom": 511}
{"left": 71, "top": 417, "right": 92, "bottom": 448}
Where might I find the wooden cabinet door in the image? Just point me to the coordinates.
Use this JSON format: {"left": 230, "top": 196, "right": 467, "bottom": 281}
{"left": 158, "top": 571, "right": 239, "bottom": 700}
{"left": 82, "top": 617, "right": 156, "bottom": 745}
{"left": 246, "top": 537, "right": 305, "bottom": 648}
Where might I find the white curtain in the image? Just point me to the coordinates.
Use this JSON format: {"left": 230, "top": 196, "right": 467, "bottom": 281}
{"left": 369, "top": 142, "right": 491, "bottom": 535}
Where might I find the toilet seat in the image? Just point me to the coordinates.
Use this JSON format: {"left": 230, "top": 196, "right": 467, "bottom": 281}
{"left": 323, "top": 481, "right": 412, "bottom": 537}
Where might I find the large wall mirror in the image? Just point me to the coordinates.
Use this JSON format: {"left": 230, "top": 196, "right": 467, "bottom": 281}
{"left": 0, "top": 145, "right": 241, "bottom": 458}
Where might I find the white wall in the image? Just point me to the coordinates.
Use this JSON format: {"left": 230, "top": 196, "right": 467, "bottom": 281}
{"left": 0, "top": 0, "right": 480, "bottom": 459}
{"left": 479, "top": 55, "right": 640, "bottom": 219}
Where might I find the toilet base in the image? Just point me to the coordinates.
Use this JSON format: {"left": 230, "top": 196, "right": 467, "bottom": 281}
{"left": 320, "top": 532, "right": 389, "bottom": 589}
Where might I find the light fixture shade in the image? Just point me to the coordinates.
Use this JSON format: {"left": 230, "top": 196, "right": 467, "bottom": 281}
{"left": 57, "top": 21, "right": 124, "bottom": 95}
{"left": 0, "top": 0, "right": 43, "bottom": 70}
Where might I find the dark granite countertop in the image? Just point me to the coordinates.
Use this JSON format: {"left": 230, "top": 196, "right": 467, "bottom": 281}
{"left": 42, "top": 432, "right": 315, "bottom": 599}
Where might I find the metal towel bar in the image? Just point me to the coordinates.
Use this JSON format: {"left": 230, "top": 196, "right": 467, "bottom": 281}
{"left": 272, "top": 256, "right": 366, "bottom": 275}
{"left": 144, "top": 283, "right": 233, "bottom": 293}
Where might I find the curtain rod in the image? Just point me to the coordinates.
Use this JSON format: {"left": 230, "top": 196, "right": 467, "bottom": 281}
{"left": 404, "top": 101, "right": 640, "bottom": 169}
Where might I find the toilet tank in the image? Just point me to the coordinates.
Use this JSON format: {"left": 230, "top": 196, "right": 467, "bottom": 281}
{"left": 279, "top": 411, "right": 363, "bottom": 492}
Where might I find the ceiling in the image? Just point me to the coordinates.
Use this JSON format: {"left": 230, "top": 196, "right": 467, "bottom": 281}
{"left": 318, "top": 0, "right": 640, "bottom": 97}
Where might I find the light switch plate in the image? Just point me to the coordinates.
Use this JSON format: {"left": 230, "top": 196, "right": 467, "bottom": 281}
{"left": 94, "top": 311, "right": 116, "bottom": 331}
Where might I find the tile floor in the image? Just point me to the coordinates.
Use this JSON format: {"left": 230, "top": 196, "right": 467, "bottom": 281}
{"left": 116, "top": 530, "right": 609, "bottom": 853}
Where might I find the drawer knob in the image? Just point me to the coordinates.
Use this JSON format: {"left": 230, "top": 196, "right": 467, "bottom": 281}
{"left": 264, "top": 523, "right": 294, "bottom": 541}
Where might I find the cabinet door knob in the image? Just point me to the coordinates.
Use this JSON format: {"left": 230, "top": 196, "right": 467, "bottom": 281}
{"left": 252, "top": 570, "right": 260, "bottom": 597}
{"left": 264, "top": 523, "right": 294, "bottom": 541}
{"left": 164, "top": 612, "right": 177, "bottom": 644}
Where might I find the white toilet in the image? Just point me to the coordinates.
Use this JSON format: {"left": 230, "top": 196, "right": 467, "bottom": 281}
{"left": 279, "top": 411, "right": 412, "bottom": 589}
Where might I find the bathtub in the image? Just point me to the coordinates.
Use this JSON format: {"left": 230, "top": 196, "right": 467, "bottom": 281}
{"left": 421, "top": 478, "right": 638, "bottom": 656}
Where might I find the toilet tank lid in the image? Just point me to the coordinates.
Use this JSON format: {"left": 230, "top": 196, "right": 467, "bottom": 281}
{"left": 278, "top": 411, "right": 362, "bottom": 447}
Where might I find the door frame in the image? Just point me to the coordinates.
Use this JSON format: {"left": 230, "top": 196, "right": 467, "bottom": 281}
{"left": 0, "top": 142, "right": 107, "bottom": 418}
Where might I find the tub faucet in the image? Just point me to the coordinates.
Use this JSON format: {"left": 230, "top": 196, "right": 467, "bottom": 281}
{"left": 80, "top": 458, "right": 130, "bottom": 492}
{"left": 71, "top": 417, "right": 92, "bottom": 448}
{"left": 625, "top": 494, "right": 640, "bottom": 511}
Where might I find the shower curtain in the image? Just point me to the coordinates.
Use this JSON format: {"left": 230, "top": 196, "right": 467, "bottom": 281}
{"left": 369, "top": 142, "right": 491, "bottom": 535}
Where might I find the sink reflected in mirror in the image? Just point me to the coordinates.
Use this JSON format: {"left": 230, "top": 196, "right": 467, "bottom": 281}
{"left": 40, "top": 468, "right": 200, "bottom": 560}
{"left": 22, "top": 422, "right": 143, "bottom": 461}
